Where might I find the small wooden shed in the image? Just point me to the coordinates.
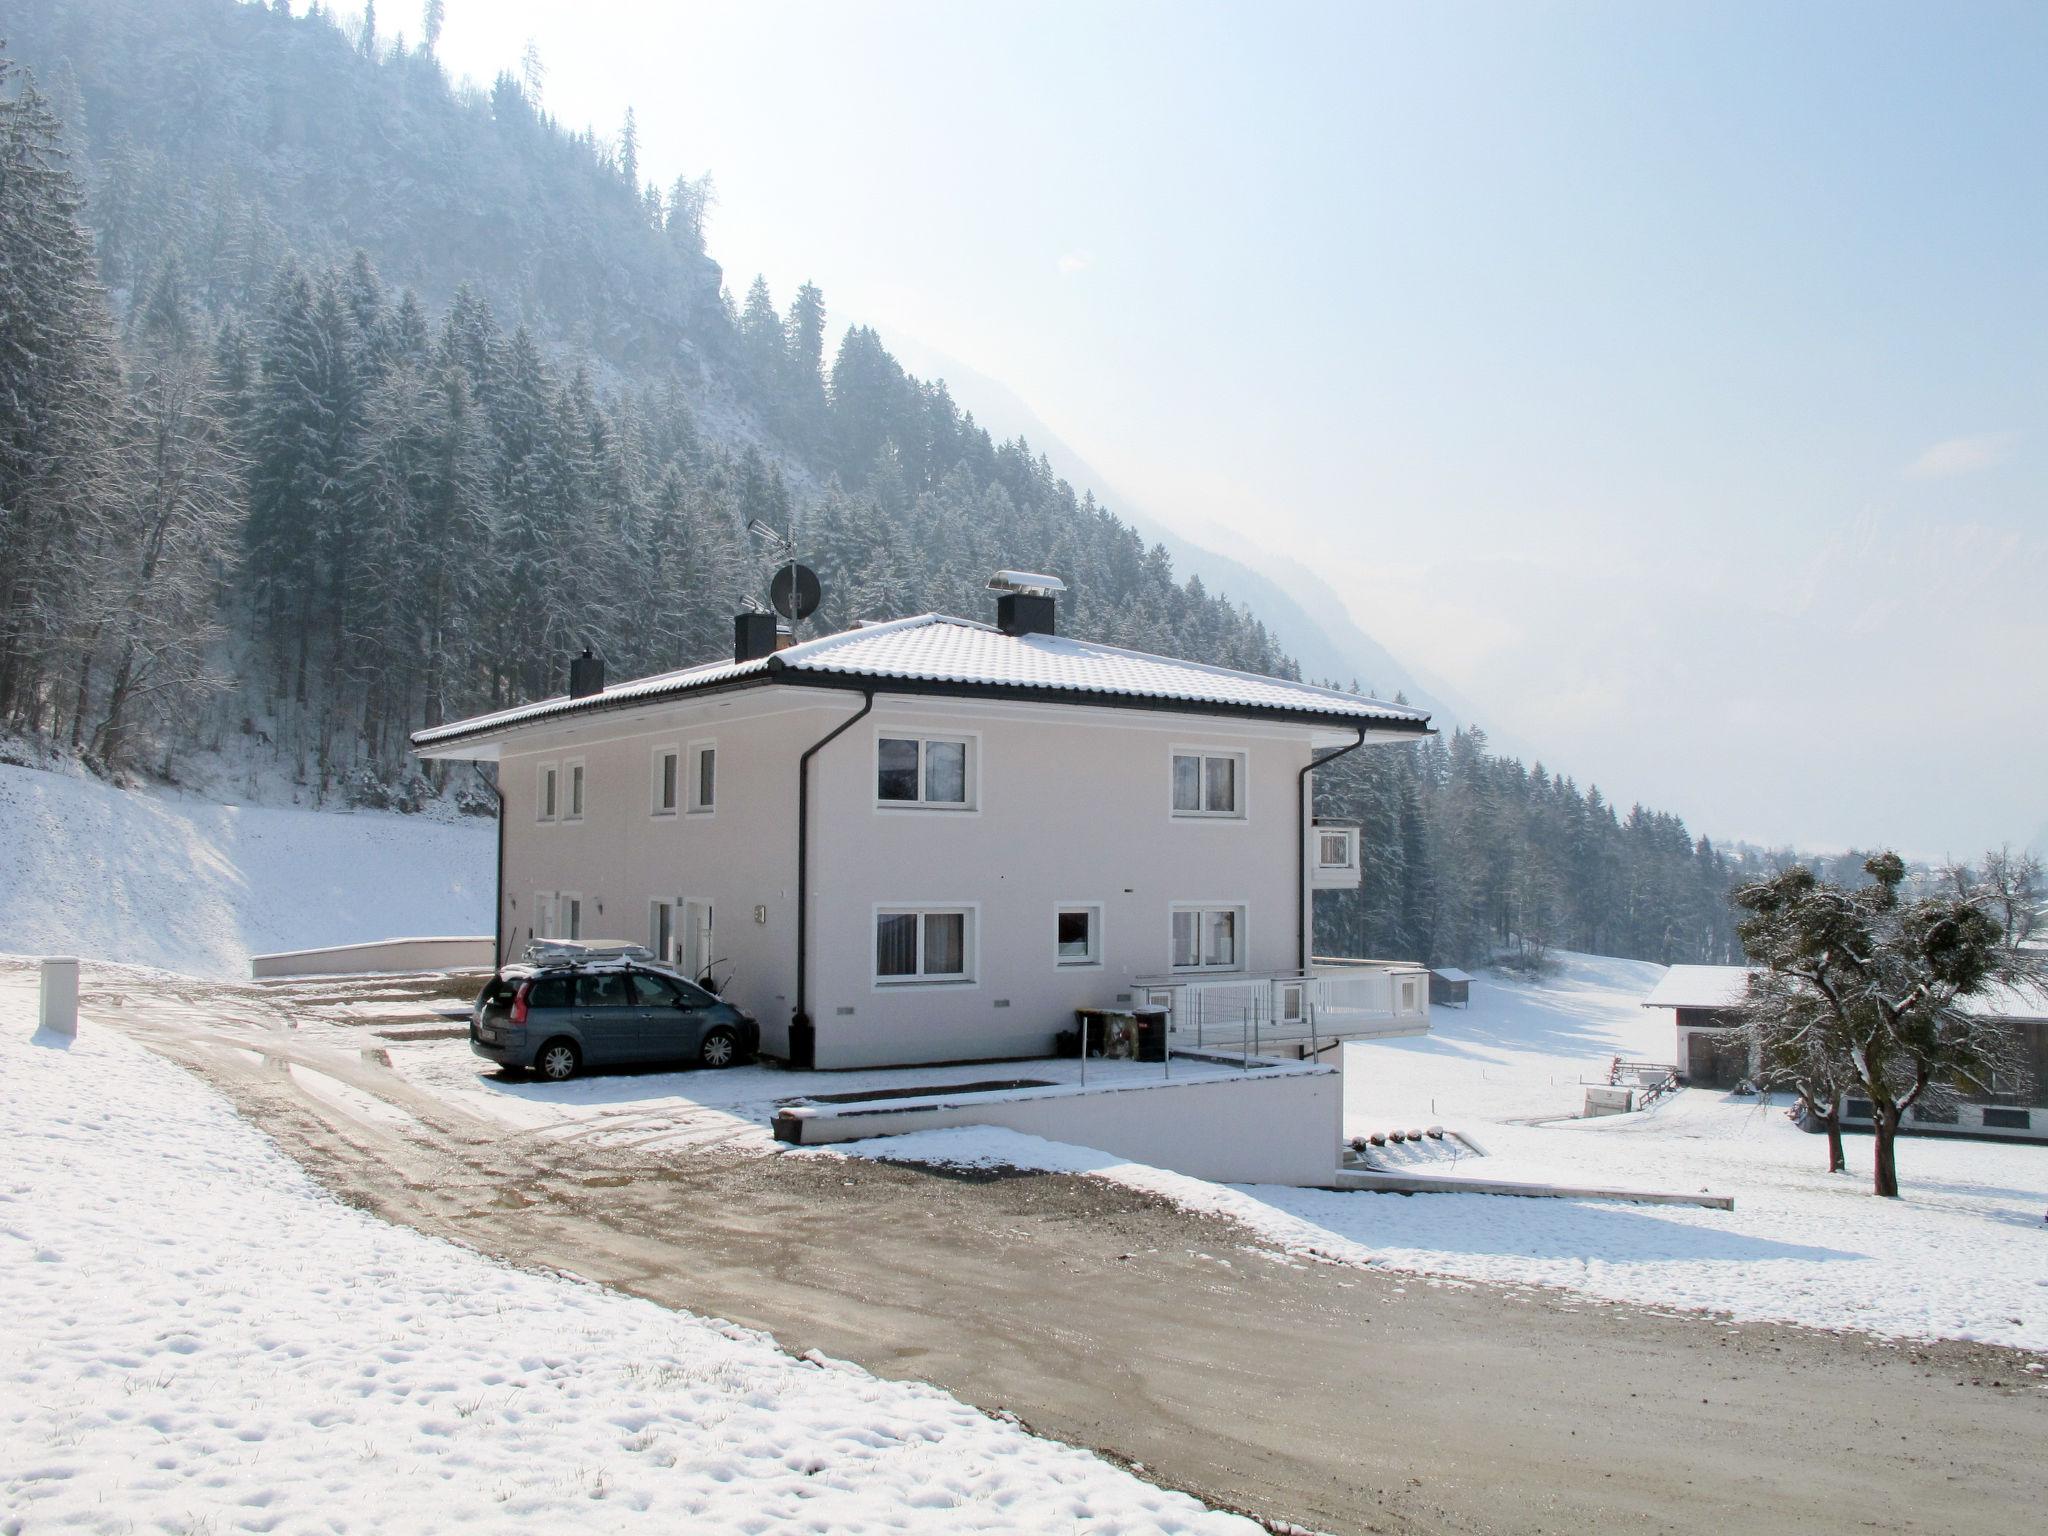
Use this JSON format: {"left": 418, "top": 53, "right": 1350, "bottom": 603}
{"left": 1428, "top": 967, "right": 1471, "bottom": 1007}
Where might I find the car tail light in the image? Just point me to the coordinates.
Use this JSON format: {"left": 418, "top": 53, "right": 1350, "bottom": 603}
{"left": 510, "top": 982, "right": 531, "bottom": 1025}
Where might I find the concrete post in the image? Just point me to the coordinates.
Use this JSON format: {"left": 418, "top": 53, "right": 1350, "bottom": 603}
{"left": 39, "top": 956, "right": 79, "bottom": 1037}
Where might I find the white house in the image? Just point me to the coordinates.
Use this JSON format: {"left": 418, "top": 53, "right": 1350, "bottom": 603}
{"left": 411, "top": 583, "right": 1434, "bottom": 1069}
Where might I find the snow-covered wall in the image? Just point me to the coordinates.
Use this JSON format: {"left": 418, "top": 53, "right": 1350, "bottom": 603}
{"left": 0, "top": 764, "right": 494, "bottom": 979}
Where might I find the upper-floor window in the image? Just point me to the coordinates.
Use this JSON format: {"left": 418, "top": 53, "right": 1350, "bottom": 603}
{"left": 537, "top": 763, "right": 559, "bottom": 823}
{"left": 688, "top": 742, "right": 717, "bottom": 814}
{"left": 652, "top": 748, "right": 679, "bottom": 816}
{"left": 1316, "top": 826, "right": 1358, "bottom": 871}
{"left": 877, "top": 735, "right": 971, "bottom": 809}
{"left": 565, "top": 759, "right": 586, "bottom": 821}
{"left": 1171, "top": 751, "right": 1244, "bottom": 818}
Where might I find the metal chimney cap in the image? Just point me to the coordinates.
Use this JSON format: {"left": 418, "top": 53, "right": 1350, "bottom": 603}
{"left": 986, "top": 569, "right": 1067, "bottom": 597}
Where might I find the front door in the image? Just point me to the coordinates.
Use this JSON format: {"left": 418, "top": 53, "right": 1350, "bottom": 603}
{"left": 683, "top": 900, "right": 714, "bottom": 987}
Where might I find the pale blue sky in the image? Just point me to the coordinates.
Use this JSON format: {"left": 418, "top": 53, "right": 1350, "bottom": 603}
{"left": 430, "top": 1, "right": 2046, "bottom": 857}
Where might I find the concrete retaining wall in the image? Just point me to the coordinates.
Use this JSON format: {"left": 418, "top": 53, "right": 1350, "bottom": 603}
{"left": 777, "top": 1062, "right": 1342, "bottom": 1187}
{"left": 250, "top": 936, "right": 494, "bottom": 980}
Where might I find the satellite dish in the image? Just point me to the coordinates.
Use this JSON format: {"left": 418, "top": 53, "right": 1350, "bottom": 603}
{"left": 770, "top": 562, "right": 822, "bottom": 622}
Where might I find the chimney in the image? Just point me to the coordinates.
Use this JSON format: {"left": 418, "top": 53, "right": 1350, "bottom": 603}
{"left": 734, "top": 612, "right": 778, "bottom": 663}
{"left": 996, "top": 592, "right": 1056, "bottom": 638}
{"left": 568, "top": 647, "right": 605, "bottom": 698}
{"left": 987, "top": 570, "right": 1066, "bottom": 638}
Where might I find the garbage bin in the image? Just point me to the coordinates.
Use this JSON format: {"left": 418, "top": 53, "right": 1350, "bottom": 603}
{"left": 1133, "top": 1005, "right": 1169, "bottom": 1062}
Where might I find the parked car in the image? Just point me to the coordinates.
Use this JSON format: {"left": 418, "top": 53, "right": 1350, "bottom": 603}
{"left": 470, "top": 956, "right": 759, "bottom": 1081}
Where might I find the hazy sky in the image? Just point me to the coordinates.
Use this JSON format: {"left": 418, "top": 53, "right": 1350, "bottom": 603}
{"left": 429, "top": 1, "right": 2046, "bottom": 859}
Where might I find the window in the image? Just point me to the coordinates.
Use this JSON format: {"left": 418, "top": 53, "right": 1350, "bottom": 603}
{"left": 650, "top": 900, "right": 674, "bottom": 964}
{"left": 564, "top": 759, "right": 586, "bottom": 821}
{"left": 562, "top": 894, "right": 583, "bottom": 941}
{"left": 688, "top": 742, "right": 716, "bottom": 814}
{"left": 652, "top": 748, "right": 679, "bottom": 816}
{"left": 1055, "top": 906, "right": 1101, "bottom": 967}
{"left": 877, "top": 735, "right": 971, "bottom": 808}
{"left": 1317, "top": 829, "right": 1356, "bottom": 869}
{"left": 630, "top": 971, "right": 684, "bottom": 1007}
{"left": 527, "top": 975, "right": 574, "bottom": 1010}
{"left": 1170, "top": 905, "right": 1242, "bottom": 971}
{"left": 579, "top": 971, "right": 633, "bottom": 1008}
{"left": 537, "top": 764, "right": 559, "bottom": 823}
{"left": 1171, "top": 751, "right": 1244, "bottom": 817}
{"left": 875, "top": 907, "right": 974, "bottom": 984}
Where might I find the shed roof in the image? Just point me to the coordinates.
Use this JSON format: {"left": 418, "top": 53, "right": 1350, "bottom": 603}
{"left": 1430, "top": 968, "right": 1474, "bottom": 983}
{"left": 1641, "top": 965, "right": 1754, "bottom": 1010}
{"left": 412, "top": 613, "right": 1433, "bottom": 756}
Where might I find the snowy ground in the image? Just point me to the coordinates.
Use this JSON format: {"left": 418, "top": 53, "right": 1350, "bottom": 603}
{"left": 0, "top": 761, "right": 492, "bottom": 977}
{"left": 0, "top": 989, "right": 1254, "bottom": 1533}
{"left": 820, "top": 956, "right": 2048, "bottom": 1353}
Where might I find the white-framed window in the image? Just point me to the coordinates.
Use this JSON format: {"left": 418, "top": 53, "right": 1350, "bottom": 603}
{"left": 1315, "top": 825, "right": 1358, "bottom": 872}
{"left": 876, "top": 733, "right": 974, "bottom": 810}
{"left": 561, "top": 892, "right": 584, "bottom": 941}
{"left": 874, "top": 905, "right": 976, "bottom": 985}
{"left": 564, "top": 758, "right": 586, "bottom": 821}
{"left": 537, "top": 762, "right": 560, "bottom": 823}
{"left": 533, "top": 890, "right": 555, "bottom": 939}
{"left": 1055, "top": 905, "right": 1102, "bottom": 967}
{"left": 651, "top": 746, "right": 680, "bottom": 816}
{"left": 1171, "top": 749, "right": 1245, "bottom": 818}
{"left": 650, "top": 899, "right": 674, "bottom": 964}
{"left": 1170, "top": 904, "right": 1245, "bottom": 971}
{"left": 687, "top": 740, "right": 717, "bottom": 814}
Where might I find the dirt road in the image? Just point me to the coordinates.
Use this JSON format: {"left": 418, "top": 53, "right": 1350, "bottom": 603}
{"left": 86, "top": 972, "right": 2048, "bottom": 1536}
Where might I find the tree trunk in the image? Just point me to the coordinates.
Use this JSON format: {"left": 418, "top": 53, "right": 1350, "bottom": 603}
{"left": 1823, "top": 1112, "right": 1845, "bottom": 1174}
{"left": 1871, "top": 1104, "right": 1901, "bottom": 1198}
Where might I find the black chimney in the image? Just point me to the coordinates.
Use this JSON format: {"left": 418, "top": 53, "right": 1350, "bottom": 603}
{"left": 996, "top": 591, "right": 1056, "bottom": 638}
{"left": 568, "top": 648, "right": 605, "bottom": 698}
{"left": 734, "top": 612, "right": 778, "bottom": 663}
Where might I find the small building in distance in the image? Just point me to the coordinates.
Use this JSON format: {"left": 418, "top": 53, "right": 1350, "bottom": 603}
{"left": 1643, "top": 964, "right": 2048, "bottom": 1141}
{"left": 1428, "top": 968, "right": 1472, "bottom": 1008}
{"left": 1642, "top": 964, "right": 1752, "bottom": 1089}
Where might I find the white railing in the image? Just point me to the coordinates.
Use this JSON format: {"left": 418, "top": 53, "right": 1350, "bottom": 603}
{"left": 1133, "top": 959, "right": 1431, "bottom": 1057}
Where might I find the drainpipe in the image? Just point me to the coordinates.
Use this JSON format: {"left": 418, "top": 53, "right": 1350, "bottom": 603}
{"left": 1298, "top": 723, "right": 1369, "bottom": 973}
{"left": 793, "top": 688, "right": 876, "bottom": 1068}
{"left": 473, "top": 761, "right": 507, "bottom": 972}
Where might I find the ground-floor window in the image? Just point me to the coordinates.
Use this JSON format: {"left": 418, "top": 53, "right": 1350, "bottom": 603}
{"left": 875, "top": 907, "right": 974, "bottom": 984}
{"left": 1056, "top": 905, "right": 1101, "bottom": 966}
{"left": 650, "top": 900, "right": 674, "bottom": 964}
{"left": 1170, "top": 904, "right": 1243, "bottom": 971}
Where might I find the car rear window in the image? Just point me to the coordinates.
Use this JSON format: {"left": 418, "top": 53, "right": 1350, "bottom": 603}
{"left": 527, "top": 976, "right": 574, "bottom": 1009}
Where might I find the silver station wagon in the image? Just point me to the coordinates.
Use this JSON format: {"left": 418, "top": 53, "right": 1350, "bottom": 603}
{"left": 470, "top": 949, "right": 759, "bottom": 1081}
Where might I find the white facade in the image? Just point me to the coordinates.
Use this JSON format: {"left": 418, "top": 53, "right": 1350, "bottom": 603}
{"left": 418, "top": 611, "right": 1432, "bottom": 1070}
{"left": 480, "top": 687, "right": 1350, "bottom": 1068}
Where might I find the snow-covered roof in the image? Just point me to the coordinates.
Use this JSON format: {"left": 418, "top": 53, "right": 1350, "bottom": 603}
{"left": 412, "top": 613, "right": 1433, "bottom": 754}
{"left": 1641, "top": 965, "right": 1755, "bottom": 1010}
{"left": 1430, "top": 968, "right": 1474, "bottom": 983}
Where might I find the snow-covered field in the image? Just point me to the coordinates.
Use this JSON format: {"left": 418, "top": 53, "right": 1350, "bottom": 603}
{"left": 0, "top": 986, "right": 1254, "bottom": 1534}
{"left": 826, "top": 956, "right": 2048, "bottom": 1353}
{"left": 0, "top": 761, "right": 493, "bottom": 977}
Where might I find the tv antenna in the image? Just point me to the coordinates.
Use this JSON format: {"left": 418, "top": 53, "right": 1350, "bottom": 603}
{"left": 746, "top": 517, "right": 822, "bottom": 634}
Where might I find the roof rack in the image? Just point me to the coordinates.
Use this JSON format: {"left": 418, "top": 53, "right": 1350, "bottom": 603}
{"left": 522, "top": 940, "right": 656, "bottom": 968}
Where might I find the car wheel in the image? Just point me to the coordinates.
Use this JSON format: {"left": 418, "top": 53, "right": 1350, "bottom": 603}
{"left": 697, "top": 1027, "right": 739, "bottom": 1069}
{"left": 535, "top": 1039, "right": 581, "bottom": 1082}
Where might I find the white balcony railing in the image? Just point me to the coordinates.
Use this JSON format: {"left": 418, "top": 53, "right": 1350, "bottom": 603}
{"left": 1132, "top": 957, "right": 1430, "bottom": 1056}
